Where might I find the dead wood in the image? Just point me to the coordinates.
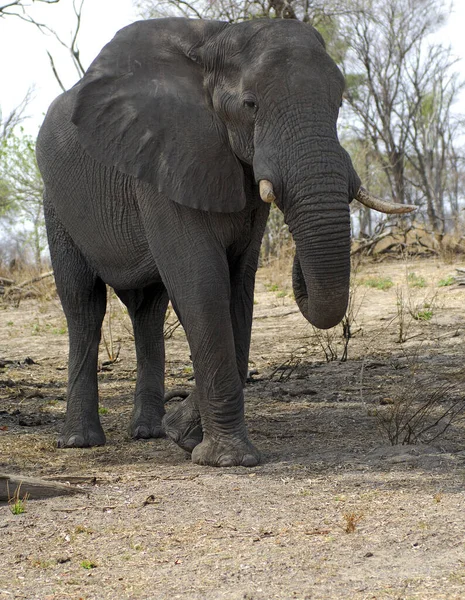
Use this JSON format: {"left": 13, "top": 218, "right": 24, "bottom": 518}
{"left": 0, "top": 472, "right": 86, "bottom": 501}
{"left": 0, "top": 277, "right": 15, "bottom": 286}
{"left": 16, "top": 271, "right": 54, "bottom": 288}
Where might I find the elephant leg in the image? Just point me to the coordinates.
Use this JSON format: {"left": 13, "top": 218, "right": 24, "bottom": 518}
{"left": 162, "top": 252, "right": 257, "bottom": 455}
{"left": 45, "top": 199, "right": 107, "bottom": 448}
{"left": 160, "top": 260, "right": 259, "bottom": 466}
{"left": 163, "top": 205, "right": 269, "bottom": 457}
{"left": 115, "top": 284, "right": 168, "bottom": 439}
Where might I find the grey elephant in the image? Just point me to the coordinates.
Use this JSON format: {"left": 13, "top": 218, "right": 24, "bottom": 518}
{"left": 36, "top": 17, "right": 412, "bottom": 467}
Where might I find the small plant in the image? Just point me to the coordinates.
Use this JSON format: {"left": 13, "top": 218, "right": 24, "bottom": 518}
{"left": 8, "top": 484, "right": 29, "bottom": 515}
{"left": 363, "top": 276, "right": 394, "bottom": 291}
{"left": 98, "top": 407, "right": 109, "bottom": 415}
{"left": 376, "top": 378, "right": 465, "bottom": 446}
{"left": 342, "top": 512, "right": 363, "bottom": 533}
{"left": 101, "top": 287, "right": 121, "bottom": 364}
{"left": 407, "top": 272, "right": 427, "bottom": 288}
{"left": 130, "top": 542, "right": 144, "bottom": 551}
{"left": 396, "top": 283, "right": 439, "bottom": 342}
{"left": 396, "top": 287, "right": 409, "bottom": 343}
{"left": 265, "top": 283, "right": 280, "bottom": 292}
{"left": 164, "top": 305, "right": 181, "bottom": 339}
{"left": 413, "top": 308, "right": 433, "bottom": 321}
{"left": 438, "top": 275, "right": 454, "bottom": 287}
{"left": 81, "top": 559, "right": 97, "bottom": 569}
{"left": 75, "top": 525, "right": 93, "bottom": 534}
{"left": 311, "top": 261, "right": 364, "bottom": 362}
{"left": 31, "top": 322, "right": 41, "bottom": 335}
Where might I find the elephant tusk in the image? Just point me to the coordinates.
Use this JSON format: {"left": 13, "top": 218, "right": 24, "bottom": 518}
{"left": 259, "top": 180, "right": 276, "bottom": 203}
{"left": 355, "top": 186, "right": 417, "bottom": 214}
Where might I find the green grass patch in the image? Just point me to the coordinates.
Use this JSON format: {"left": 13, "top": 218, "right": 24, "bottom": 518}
{"left": 363, "top": 276, "right": 394, "bottom": 291}
{"left": 8, "top": 485, "right": 29, "bottom": 515}
{"left": 414, "top": 309, "right": 433, "bottom": 321}
{"left": 407, "top": 272, "right": 427, "bottom": 288}
{"left": 438, "top": 275, "right": 455, "bottom": 287}
{"left": 10, "top": 498, "right": 27, "bottom": 515}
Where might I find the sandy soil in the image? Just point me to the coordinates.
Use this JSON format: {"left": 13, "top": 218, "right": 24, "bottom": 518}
{"left": 1, "top": 257, "right": 465, "bottom": 599}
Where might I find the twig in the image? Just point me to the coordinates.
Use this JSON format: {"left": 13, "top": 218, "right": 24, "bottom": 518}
{"left": 0, "top": 277, "right": 15, "bottom": 285}
{"left": 51, "top": 506, "right": 90, "bottom": 512}
{"left": 16, "top": 270, "right": 54, "bottom": 288}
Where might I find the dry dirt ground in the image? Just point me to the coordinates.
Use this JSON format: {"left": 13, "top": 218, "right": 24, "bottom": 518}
{"left": 1, "top": 257, "right": 465, "bottom": 600}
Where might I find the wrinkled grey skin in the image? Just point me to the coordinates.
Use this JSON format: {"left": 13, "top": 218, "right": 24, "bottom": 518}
{"left": 36, "top": 17, "right": 360, "bottom": 467}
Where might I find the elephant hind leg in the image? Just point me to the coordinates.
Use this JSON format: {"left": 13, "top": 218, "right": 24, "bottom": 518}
{"left": 45, "top": 199, "right": 107, "bottom": 448}
{"left": 115, "top": 283, "right": 168, "bottom": 439}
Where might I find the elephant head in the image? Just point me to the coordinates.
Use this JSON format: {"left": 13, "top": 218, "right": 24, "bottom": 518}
{"left": 72, "top": 18, "right": 414, "bottom": 330}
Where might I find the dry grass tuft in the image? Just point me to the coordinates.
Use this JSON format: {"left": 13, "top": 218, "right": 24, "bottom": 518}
{"left": 342, "top": 512, "right": 363, "bottom": 533}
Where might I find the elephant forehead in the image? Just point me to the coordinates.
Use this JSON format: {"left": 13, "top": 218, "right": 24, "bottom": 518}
{"left": 222, "top": 19, "right": 322, "bottom": 57}
{"left": 216, "top": 23, "right": 343, "bottom": 91}
{"left": 237, "top": 50, "right": 345, "bottom": 101}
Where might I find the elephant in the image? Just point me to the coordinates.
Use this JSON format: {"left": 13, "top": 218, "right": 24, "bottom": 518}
{"left": 36, "top": 17, "right": 414, "bottom": 467}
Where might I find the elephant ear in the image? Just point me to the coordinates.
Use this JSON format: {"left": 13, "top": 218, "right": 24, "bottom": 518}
{"left": 72, "top": 18, "right": 246, "bottom": 213}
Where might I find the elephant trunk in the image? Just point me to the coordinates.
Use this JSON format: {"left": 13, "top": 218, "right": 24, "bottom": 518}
{"left": 264, "top": 138, "right": 352, "bottom": 330}
{"left": 288, "top": 192, "right": 351, "bottom": 330}
{"left": 253, "top": 104, "right": 355, "bottom": 329}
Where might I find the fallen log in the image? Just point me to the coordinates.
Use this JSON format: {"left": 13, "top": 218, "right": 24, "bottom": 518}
{"left": 16, "top": 270, "right": 54, "bottom": 289}
{"left": 0, "top": 277, "right": 15, "bottom": 286}
{"left": 0, "top": 472, "right": 86, "bottom": 501}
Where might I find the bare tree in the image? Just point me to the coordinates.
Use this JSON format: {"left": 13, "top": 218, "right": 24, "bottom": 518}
{"left": 0, "top": 0, "right": 59, "bottom": 18}
{"left": 134, "top": 0, "right": 349, "bottom": 26}
{"left": 405, "top": 48, "right": 465, "bottom": 237}
{"left": 43, "top": 0, "right": 85, "bottom": 91}
{"left": 1, "top": 0, "right": 85, "bottom": 91}
{"left": 340, "top": 0, "right": 464, "bottom": 236}
{"left": 0, "top": 87, "right": 34, "bottom": 141}
{"left": 0, "top": 122, "right": 46, "bottom": 267}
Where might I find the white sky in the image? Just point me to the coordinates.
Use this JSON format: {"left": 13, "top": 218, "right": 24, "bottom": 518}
{"left": 0, "top": 0, "right": 139, "bottom": 135}
{"left": 1, "top": 0, "right": 465, "bottom": 137}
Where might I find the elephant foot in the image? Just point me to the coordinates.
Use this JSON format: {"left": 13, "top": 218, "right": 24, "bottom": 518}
{"left": 162, "top": 395, "right": 203, "bottom": 453}
{"left": 191, "top": 436, "right": 260, "bottom": 467}
{"left": 57, "top": 422, "right": 106, "bottom": 448}
{"left": 130, "top": 420, "right": 165, "bottom": 440}
{"left": 130, "top": 400, "right": 165, "bottom": 439}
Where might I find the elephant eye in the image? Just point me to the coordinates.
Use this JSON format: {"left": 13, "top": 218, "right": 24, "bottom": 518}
{"left": 243, "top": 99, "right": 257, "bottom": 109}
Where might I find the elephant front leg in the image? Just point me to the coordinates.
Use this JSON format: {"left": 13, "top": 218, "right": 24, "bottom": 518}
{"left": 189, "top": 347, "right": 260, "bottom": 467}
{"left": 164, "top": 281, "right": 259, "bottom": 467}
{"left": 164, "top": 317, "right": 259, "bottom": 466}
{"left": 164, "top": 208, "right": 268, "bottom": 458}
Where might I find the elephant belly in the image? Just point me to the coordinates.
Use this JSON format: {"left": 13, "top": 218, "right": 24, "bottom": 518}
{"left": 70, "top": 207, "right": 160, "bottom": 290}
{"left": 69, "top": 212, "right": 160, "bottom": 290}
{"left": 50, "top": 172, "right": 160, "bottom": 290}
